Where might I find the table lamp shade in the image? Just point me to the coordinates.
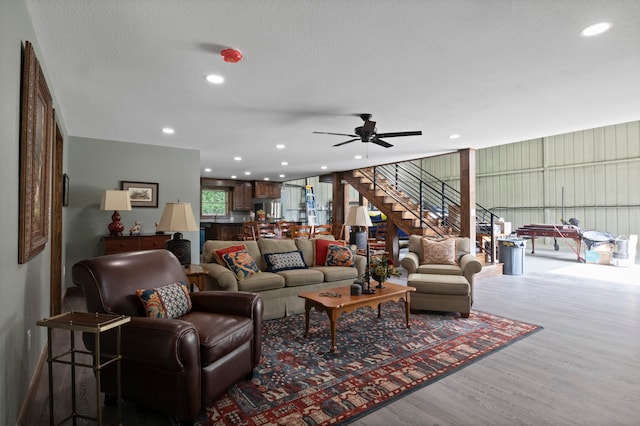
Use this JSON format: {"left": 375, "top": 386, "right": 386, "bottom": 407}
{"left": 156, "top": 202, "right": 199, "bottom": 266}
{"left": 156, "top": 202, "right": 199, "bottom": 233}
{"left": 345, "top": 205, "right": 372, "bottom": 249}
{"left": 101, "top": 190, "right": 132, "bottom": 211}
{"left": 345, "top": 205, "right": 373, "bottom": 228}
{"left": 101, "top": 190, "right": 131, "bottom": 236}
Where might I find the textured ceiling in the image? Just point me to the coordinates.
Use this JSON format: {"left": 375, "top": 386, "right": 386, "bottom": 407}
{"left": 26, "top": 0, "right": 640, "bottom": 181}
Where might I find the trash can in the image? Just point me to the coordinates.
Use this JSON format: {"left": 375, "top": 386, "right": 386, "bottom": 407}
{"left": 613, "top": 235, "right": 629, "bottom": 260}
{"left": 498, "top": 238, "right": 527, "bottom": 275}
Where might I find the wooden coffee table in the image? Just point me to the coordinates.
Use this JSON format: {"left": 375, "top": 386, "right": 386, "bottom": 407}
{"left": 298, "top": 282, "right": 416, "bottom": 353}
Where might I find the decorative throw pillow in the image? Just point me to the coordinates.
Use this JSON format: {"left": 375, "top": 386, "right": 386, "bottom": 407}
{"left": 315, "top": 238, "right": 346, "bottom": 266}
{"left": 325, "top": 244, "right": 355, "bottom": 267}
{"left": 212, "top": 244, "right": 247, "bottom": 265}
{"left": 264, "top": 250, "right": 308, "bottom": 272}
{"left": 136, "top": 282, "right": 191, "bottom": 319}
{"left": 421, "top": 238, "right": 456, "bottom": 265}
{"left": 221, "top": 249, "right": 261, "bottom": 280}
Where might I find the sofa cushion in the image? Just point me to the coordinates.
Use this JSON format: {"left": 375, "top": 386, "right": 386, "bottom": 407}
{"left": 212, "top": 244, "right": 247, "bottom": 265}
{"left": 294, "top": 238, "right": 316, "bottom": 267}
{"left": 221, "top": 249, "right": 261, "bottom": 280}
{"left": 277, "top": 268, "right": 325, "bottom": 287}
{"left": 257, "top": 238, "right": 298, "bottom": 269}
{"left": 236, "top": 271, "right": 285, "bottom": 292}
{"left": 202, "top": 240, "right": 262, "bottom": 269}
{"left": 416, "top": 263, "right": 463, "bottom": 275}
{"left": 182, "top": 310, "right": 254, "bottom": 365}
{"left": 421, "top": 238, "right": 456, "bottom": 265}
{"left": 315, "top": 238, "right": 344, "bottom": 266}
{"left": 407, "top": 273, "right": 470, "bottom": 296}
{"left": 136, "top": 282, "right": 191, "bottom": 319}
{"left": 408, "top": 235, "right": 470, "bottom": 263}
{"left": 325, "top": 244, "right": 356, "bottom": 267}
{"left": 312, "top": 266, "right": 359, "bottom": 282}
{"left": 264, "top": 250, "right": 308, "bottom": 272}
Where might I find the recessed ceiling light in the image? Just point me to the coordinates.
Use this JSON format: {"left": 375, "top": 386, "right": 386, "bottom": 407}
{"left": 449, "top": 134, "right": 461, "bottom": 139}
{"left": 162, "top": 127, "right": 174, "bottom": 134}
{"left": 231, "top": 175, "right": 237, "bottom": 179}
{"left": 354, "top": 155, "right": 363, "bottom": 160}
{"left": 276, "top": 144, "right": 285, "bottom": 149}
{"left": 321, "top": 166, "right": 328, "bottom": 170}
{"left": 234, "top": 156, "right": 242, "bottom": 161}
{"left": 205, "top": 74, "right": 224, "bottom": 84}
{"left": 581, "top": 22, "right": 612, "bottom": 37}
{"left": 204, "top": 168, "right": 212, "bottom": 173}
{"left": 279, "top": 174, "right": 285, "bottom": 178}
{"left": 281, "top": 161, "right": 288, "bottom": 166}
{"left": 263, "top": 177, "right": 270, "bottom": 181}
{"left": 244, "top": 171, "right": 251, "bottom": 175}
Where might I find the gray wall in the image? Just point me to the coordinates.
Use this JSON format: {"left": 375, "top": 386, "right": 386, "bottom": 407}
{"left": 66, "top": 137, "right": 201, "bottom": 285}
{"left": 0, "top": 2, "right": 201, "bottom": 423}
{"left": 420, "top": 121, "right": 640, "bottom": 240}
{"left": 0, "top": 0, "right": 65, "bottom": 423}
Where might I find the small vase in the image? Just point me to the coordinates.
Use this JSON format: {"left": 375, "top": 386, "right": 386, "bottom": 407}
{"left": 371, "top": 274, "right": 386, "bottom": 289}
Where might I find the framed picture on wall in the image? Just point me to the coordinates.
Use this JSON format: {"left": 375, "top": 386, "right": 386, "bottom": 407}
{"left": 121, "top": 181, "right": 159, "bottom": 208}
{"left": 18, "top": 41, "right": 53, "bottom": 264}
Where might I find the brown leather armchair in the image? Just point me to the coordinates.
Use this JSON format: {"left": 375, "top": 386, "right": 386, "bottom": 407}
{"left": 72, "top": 249, "right": 263, "bottom": 422}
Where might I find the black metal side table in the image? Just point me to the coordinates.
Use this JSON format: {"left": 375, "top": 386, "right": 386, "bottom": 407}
{"left": 37, "top": 311, "right": 130, "bottom": 426}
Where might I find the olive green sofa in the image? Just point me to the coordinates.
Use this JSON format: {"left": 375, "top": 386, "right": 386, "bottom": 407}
{"left": 201, "top": 237, "right": 365, "bottom": 320}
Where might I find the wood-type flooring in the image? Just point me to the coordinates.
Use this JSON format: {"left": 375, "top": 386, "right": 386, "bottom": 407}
{"left": 21, "top": 248, "right": 640, "bottom": 425}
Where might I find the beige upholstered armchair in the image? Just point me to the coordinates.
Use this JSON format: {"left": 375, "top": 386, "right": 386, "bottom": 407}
{"left": 401, "top": 235, "right": 482, "bottom": 317}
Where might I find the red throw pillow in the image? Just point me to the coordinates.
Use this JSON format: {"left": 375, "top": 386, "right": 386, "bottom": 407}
{"left": 212, "top": 244, "right": 247, "bottom": 265}
{"left": 315, "top": 239, "right": 346, "bottom": 266}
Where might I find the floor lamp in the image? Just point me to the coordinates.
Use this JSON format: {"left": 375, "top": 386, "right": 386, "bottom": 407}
{"left": 156, "top": 202, "right": 199, "bottom": 266}
{"left": 345, "top": 205, "right": 375, "bottom": 294}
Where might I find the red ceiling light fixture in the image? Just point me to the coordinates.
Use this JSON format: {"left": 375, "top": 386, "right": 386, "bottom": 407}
{"left": 221, "top": 48, "right": 242, "bottom": 63}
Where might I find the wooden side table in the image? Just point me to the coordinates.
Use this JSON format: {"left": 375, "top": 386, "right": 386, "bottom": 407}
{"left": 37, "top": 311, "right": 130, "bottom": 426}
{"left": 184, "top": 264, "right": 209, "bottom": 292}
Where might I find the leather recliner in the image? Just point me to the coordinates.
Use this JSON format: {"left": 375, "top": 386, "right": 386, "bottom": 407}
{"left": 72, "top": 249, "right": 263, "bottom": 422}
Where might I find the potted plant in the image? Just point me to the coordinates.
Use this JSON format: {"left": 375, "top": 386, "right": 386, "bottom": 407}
{"left": 369, "top": 254, "right": 401, "bottom": 288}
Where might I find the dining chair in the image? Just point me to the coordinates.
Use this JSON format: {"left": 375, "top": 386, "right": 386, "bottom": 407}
{"left": 256, "top": 222, "right": 277, "bottom": 238}
{"left": 276, "top": 221, "right": 294, "bottom": 238}
{"left": 242, "top": 222, "right": 258, "bottom": 240}
{"left": 292, "top": 224, "right": 313, "bottom": 239}
{"left": 313, "top": 224, "right": 333, "bottom": 238}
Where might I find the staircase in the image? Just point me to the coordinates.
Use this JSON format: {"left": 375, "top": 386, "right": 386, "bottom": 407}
{"left": 342, "top": 163, "right": 503, "bottom": 274}
{"left": 342, "top": 168, "right": 447, "bottom": 237}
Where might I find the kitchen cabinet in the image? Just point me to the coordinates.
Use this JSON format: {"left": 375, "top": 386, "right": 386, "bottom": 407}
{"left": 203, "top": 223, "right": 244, "bottom": 241}
{"left": 233, "top": 182, "right": 253, "bottom": 211}
{"left": 254, "top": 181, "right": 281, "bottom": 199}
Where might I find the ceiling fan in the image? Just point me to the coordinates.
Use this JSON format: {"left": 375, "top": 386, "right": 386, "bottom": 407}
{"left": 313, "top": 114, "right": 422, "bottom": 148}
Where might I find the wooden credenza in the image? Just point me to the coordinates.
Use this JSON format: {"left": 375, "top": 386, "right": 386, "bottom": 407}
{"left": 102, "top": 234, "right": 170, "bottom": 255}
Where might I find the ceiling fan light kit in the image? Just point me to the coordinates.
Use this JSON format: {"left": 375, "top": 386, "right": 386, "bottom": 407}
{"left": 313, "top": 113, "right": 422, "bottom": 148}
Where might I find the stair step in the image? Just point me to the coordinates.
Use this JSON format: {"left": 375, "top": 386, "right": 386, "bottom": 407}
{"left": 475, "top": 262, "right": 503, "bottom": 281}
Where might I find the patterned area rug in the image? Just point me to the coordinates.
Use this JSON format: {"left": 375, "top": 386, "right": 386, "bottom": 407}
{"left": 199, "top": 304, "right": 541, "bottom": 425}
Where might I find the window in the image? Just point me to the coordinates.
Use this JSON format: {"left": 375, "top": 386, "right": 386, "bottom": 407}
{"left": 201, "top": 188, "right": 229, "bottom": 217}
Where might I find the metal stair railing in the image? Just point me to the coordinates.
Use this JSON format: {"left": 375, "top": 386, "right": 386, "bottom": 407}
{"left": 357, "top": 161, "right": 501, "bottom": 258}
{"left": 356, "top": 167, "right": 446, "bottom": 237}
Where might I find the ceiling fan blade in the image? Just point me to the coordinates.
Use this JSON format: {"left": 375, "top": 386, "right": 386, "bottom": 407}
{"left": 313, "top": 131, "right": 358, "bottom": 137}
{"left": 333, "top": 138, "right": 359, "bottom": 147}
{"left": 376, "top": 130, "right": 422, "bottom": 138}
{"left": 372, "top": 138, "right": 393, "bottom": 148}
